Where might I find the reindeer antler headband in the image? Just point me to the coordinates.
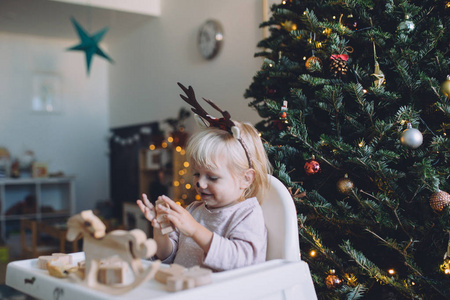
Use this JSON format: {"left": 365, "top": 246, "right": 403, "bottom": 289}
{"left": 177, "top": 82, "right": 253, "bottom": 169}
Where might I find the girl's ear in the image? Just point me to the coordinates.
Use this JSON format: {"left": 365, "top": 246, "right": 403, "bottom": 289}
{"left": 240, "top": 169, "right": 256, "bottom": 189}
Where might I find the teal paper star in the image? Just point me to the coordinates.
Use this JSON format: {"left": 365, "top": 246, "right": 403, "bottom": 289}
{"left": 67, "top": 17, "right": 114, "bottom": 74}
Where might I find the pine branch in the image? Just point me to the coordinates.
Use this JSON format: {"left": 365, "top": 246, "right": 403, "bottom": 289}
{"left": 365, "top": 229, "right": 423, "bottom": 276}
{"left": 340, "top": 240, "right": 416, "bottom": 298}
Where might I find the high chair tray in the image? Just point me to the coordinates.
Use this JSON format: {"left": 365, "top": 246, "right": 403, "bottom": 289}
{"left": 6, "top": 252, "right": 317, "bottom": 300}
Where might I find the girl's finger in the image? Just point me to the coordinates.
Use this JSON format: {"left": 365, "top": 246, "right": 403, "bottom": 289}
{"left": 142, "top": 194, "right": 154, "bottom": 208}
{"left": 157, "top": 204, "right": 169, "bottom": 213}
{"left": 136, "top": 200, "right": 146, "bottom": 213}
{"left": 165, "top": 214, "right": 179, "bottom": 227}
{"left": 151, "top": 219, "right": 161, "bottom": 229}
{"left": 160, "top": 195, "right": 182, "bottom": 212}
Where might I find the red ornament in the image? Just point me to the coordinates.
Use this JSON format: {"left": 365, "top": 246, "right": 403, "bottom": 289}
{"left": 330, "top": 54, "right": 349, "bottom": 61}
{"left": 279, "top": 100, "right": 288, "bottom": 120}
{"left": 304, "top": 159, "right": 321, "bottom": 175}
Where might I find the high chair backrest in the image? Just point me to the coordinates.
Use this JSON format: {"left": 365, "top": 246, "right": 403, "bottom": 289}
{"left": 258, "top": 175, "right": 301, "bottom": 261}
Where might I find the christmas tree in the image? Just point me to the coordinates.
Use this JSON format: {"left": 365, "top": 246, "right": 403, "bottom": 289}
{"left": 245, "top": 0, "right": 450, "bottom": 298}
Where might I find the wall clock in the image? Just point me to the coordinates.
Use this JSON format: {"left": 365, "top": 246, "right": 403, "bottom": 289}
{"left": 198, "top": 20, "right": 224, "bottom": 60}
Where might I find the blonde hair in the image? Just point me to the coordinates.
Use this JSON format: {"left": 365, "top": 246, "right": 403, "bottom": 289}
{"left": 186, "top": 121, "right": 272, "bottom": 202}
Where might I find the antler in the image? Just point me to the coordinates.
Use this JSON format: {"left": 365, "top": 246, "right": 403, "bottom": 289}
{"left": 177, "top": 82, "right": 253, "bottom": 168}
{"left": 202, "top": 97, "right": 235, "bottom": 129}
{"left": 177, "top": 82, "right": 210, "bottom": 118}
{"left": 178, "top": 82, "right": 235, "bottom": 132}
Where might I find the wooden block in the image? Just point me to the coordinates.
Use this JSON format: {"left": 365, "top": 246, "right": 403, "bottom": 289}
{"left": 78, "top": 257, "right": 129, "bottom": 285}
{"left": 52, "top": 253, "right": 73, "bottom": 265}
{"left": 160, "top": 222, "right": 175, "bottom": 235}
{"left": 37, "top": 256, "right": 54, "bottom": 270}
{"left": 184, "top": 266, "right": 213, "bottom": 287}
{"left": 37, "top": 253, "right": 72, "bottom": 270}
{"left": 164, "top": 265, "right": 212, "bottom": 292}
{"left": 154, "top": 264, "right": 185, "bottom": 284}
{"left": 155, "top": 201, "right": 175, "bottom": 235}
{"left": 47, "top": 260, "right": 78, "bottom": 278}
{"left": 98, "top": 263, "right": 127, "bottom": 285}
{"left": 167, "top": 274, "right": 194, "bottom": 292}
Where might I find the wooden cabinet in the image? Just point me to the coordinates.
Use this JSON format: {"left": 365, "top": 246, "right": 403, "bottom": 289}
{"left": 109, "top": 122, "right": 160, "bottom": 219}
{"left": 139, "top": 146, "right": 196, "bottom": 208}
{"left": 0, "top": 177, "right": 75, "bottom": 254}
{"left": 138, "top": 148, "right": 173, "bottom": 204}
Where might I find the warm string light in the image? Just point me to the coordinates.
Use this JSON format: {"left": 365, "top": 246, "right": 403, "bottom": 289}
{"left": 441, "top": 232, "right": 450, "bottom": 274}
{"left": 148, "top": 136, "right": 192, "bottom": 205}
{"left": 110, "top": 126, "right": 153, "bottom": 146}
{"left": 440, "top": 259, "right": 450, "bottom": 274}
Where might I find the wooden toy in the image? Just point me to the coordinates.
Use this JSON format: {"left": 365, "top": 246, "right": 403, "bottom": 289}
{"left": 155, "top": 263, "right": 212, "bottom": 292}
{"left": 155, "top": 199, "right": 175, "bottom": 235}
{"left": 154, "top": 263, "right": 185, "bottom": 284}
{"left": 47, "top": 259, "right": 78, "bottom": 278}
{"left": 166, "top": 266, "right": 212, "bottom": 292}
{"left": 37, "top": 253, "right": 72, "bottom": 270}
{"left": 66, "top": 210, "right": 161, "bottom": 294}
{"left": 98, "top": 260, "right": 128, "bottom": 285}
{"left": 78, "top": 257, "right": 129, "bottom": 285}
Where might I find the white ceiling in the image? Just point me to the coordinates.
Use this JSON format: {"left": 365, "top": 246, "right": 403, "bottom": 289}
{"left": 0, "top": 0, "right": 155, "bottom": 42}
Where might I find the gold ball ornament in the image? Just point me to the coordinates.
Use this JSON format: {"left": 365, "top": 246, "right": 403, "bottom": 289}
{"left": 440, "top": 76, "right": 450, "bottom": 98}
{"left": 337, "top": 174, "right": 354, "bottom": 195}
{"left": 430, "top": 190, "right": 450, "bottom": 212}
{"left": 305, "top": 56, "right": 322, "bottom": 72}
{"left": 325, "top": 270, "right": 341, "bottom": 289}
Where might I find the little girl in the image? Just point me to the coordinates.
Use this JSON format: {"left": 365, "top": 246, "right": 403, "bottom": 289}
{"left": 137, "top": 83, "right": 271, "bottom": 272}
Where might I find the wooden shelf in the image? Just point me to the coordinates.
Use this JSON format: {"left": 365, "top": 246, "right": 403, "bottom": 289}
{"left": 0, "top": 176, "right": 76, "bottom": 254}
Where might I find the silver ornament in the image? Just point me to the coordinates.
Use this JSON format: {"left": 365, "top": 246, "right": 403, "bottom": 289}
{"left": 398, "top": 15, "right": 415, "bottom": 32}
{"left": 400, "top": 123, "right": 423, "bottom": 149}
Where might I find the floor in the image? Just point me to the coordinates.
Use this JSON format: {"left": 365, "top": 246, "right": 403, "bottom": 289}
{"left": 0, "top": 262, "right": 6, "bottom": 284}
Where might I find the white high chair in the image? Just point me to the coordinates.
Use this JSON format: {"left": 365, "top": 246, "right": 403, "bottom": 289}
{"left": 6, "top": 174, "right": 318, "bottom": 299}
{"left": 259, "top": 175, "right": 301, "bottom": 261}
{"left": 258, "top": 175, "right": 317, "bottom": 299}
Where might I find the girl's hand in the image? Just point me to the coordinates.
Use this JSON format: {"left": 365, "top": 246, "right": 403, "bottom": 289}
{"left": 136, "top": 194, "right": 161, "bottom": 229}
{"left": 157, "top": 195, "right": 199, "bottom": 237}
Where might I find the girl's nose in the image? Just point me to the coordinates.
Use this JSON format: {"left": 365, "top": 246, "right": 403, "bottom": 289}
{"left": 196, "top": 178, "right": 206, "bottom": 189}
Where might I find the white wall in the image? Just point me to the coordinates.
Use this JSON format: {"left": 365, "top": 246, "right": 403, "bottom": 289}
{"left": 0, "top": 33, "right": 110, "bottom": 212}
{"left": 0, "top": 0, "right": 267, "bottom": 212}
{"left": 108, "top": 0, "right": 265, "bottom": 128}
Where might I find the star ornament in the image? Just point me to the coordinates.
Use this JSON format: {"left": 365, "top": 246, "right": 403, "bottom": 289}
{"left": 67, "top": 17, "right": 114, "bottom": 75}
